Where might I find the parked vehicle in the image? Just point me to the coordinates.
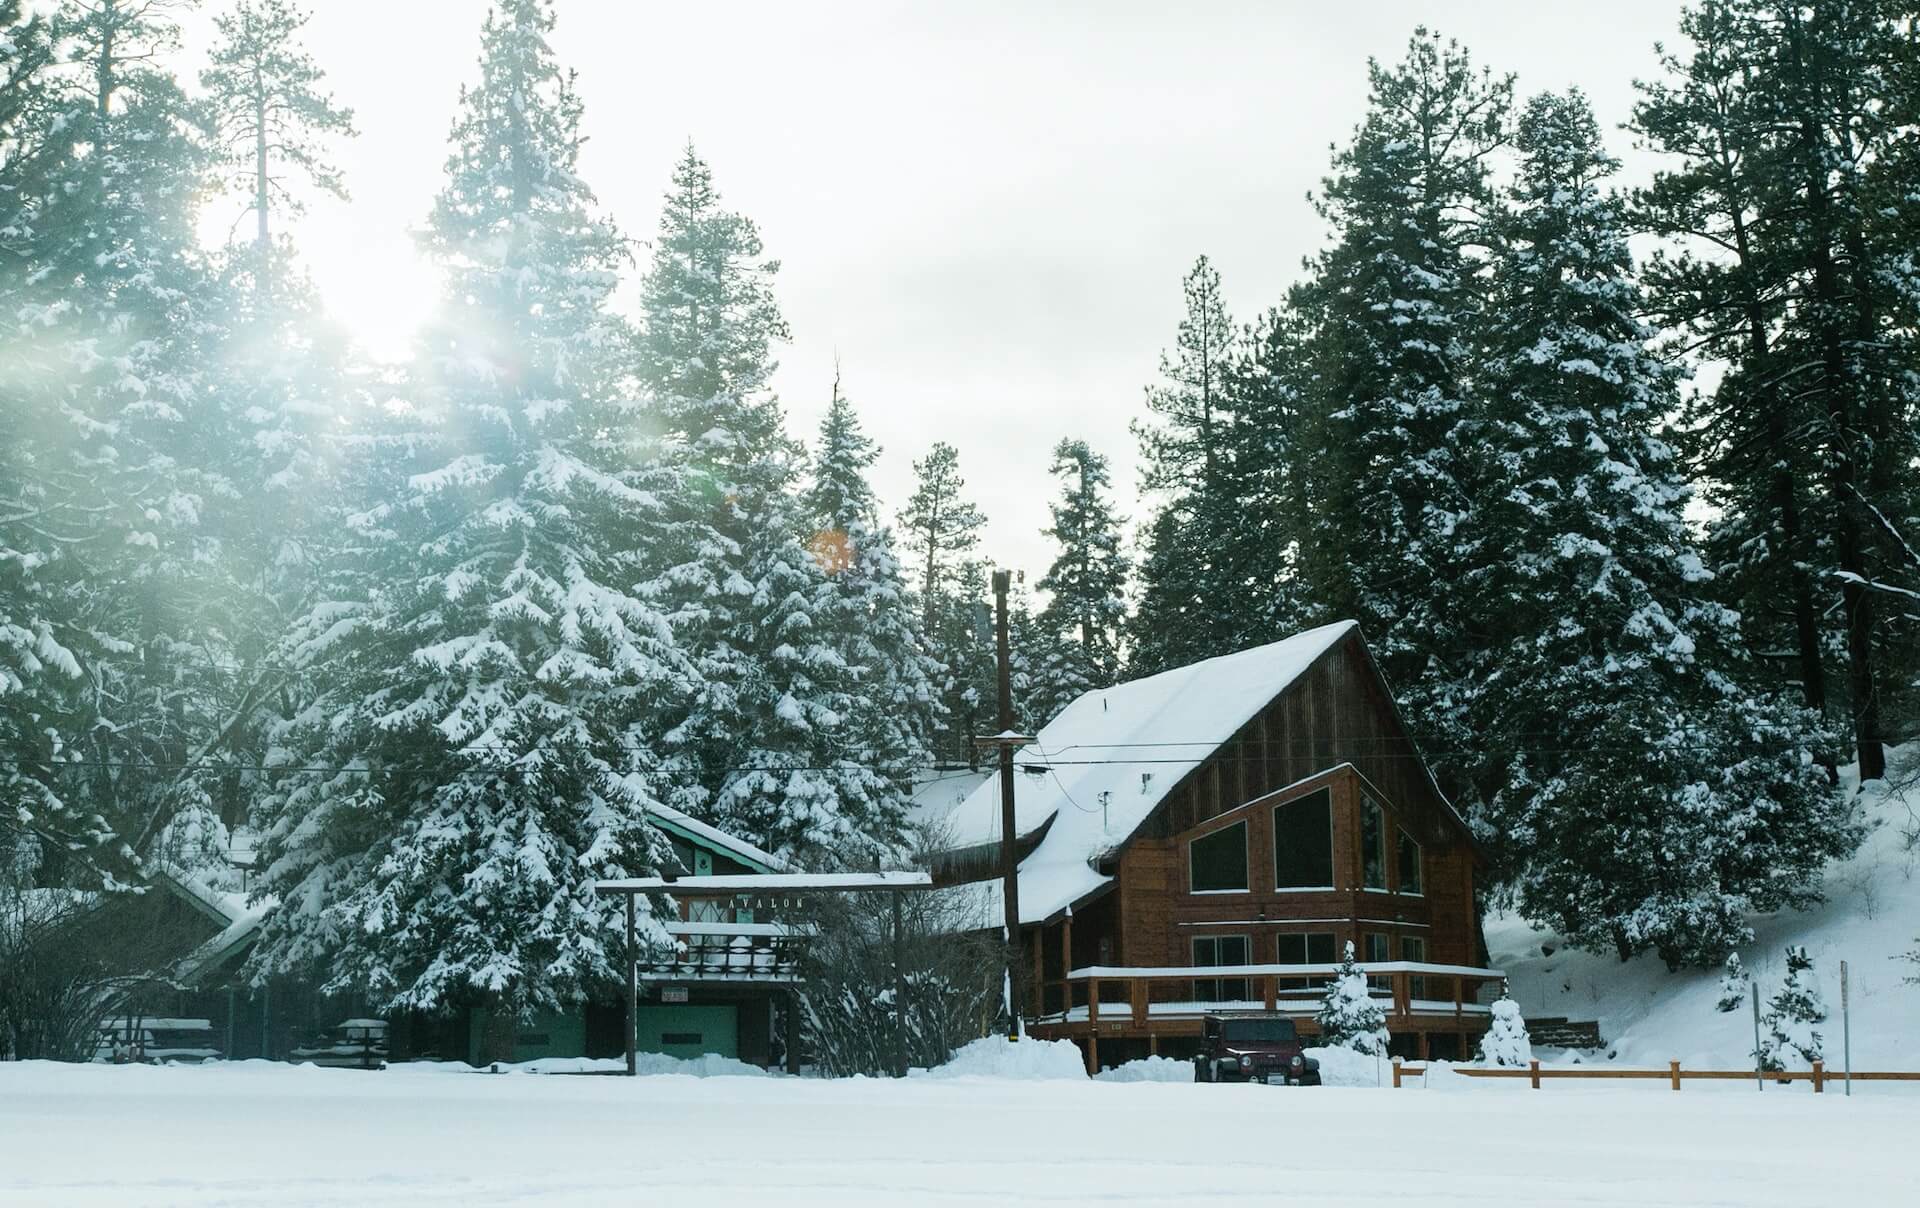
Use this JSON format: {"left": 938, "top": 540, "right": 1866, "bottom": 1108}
{"left": 93, "top": 1017, "right": 221, "bottom": 1064}
{"left": 1192, "top": 1013, "right": 1321, "bottom": 1085}
{"left": 289, "top": 1018, "right": 389, "bottom": 1069}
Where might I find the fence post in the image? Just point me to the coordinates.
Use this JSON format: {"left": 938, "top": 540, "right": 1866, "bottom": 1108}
{"left": 1529, "top": 1058, "right": 1541, "bottom": 1090}
{"left": 1391, "top": 1056, "right": 1403, "bottom": 1089}
{"left": 1669, "top": 1060, "right": 1681, "bottom": 1091}
{"left": 1812, "top": 1060, "right": 1824, "bottom": 1094}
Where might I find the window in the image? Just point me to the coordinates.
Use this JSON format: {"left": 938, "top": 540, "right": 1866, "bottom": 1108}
{"left": 1274, "top": 789, "right": 1335, "bottom": 889}
{"left": 1398, "top": 828, "right": 1422, "bottom": 895}
{"left": 1192, "top": 935, "right": 1250, "bottom": 1002}
{"left": 1274, "top": 932, "right": 1336, "bottom": 992}
{"left": 1361, "top": 796, "right": 1387, "bottom": 890}
{"left": 1189, "top": 820, "right": 1248, "bottom": 893}
{"left": 1401, "top": 936, "right": 1427, "bottom": 999}
{"left": 1363, "top": 932, "right": 1390, "bottom": 992}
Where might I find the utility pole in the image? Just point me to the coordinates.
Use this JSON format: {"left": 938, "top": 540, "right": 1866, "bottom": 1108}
{"left": 974, "top": 569, "right": 1034, "bottom": 1040}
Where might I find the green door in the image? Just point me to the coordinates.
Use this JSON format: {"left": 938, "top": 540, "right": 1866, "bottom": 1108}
{"left": 634, "top": 1004, "right": 737, "bottom": 1059}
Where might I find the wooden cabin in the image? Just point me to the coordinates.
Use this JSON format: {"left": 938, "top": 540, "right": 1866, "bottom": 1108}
{"left": 935, "top": 621, "right": 1502, "bottom": 1069}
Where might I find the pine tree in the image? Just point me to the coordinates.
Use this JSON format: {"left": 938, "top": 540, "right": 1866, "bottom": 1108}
{"left": 1478, "top": 988, "right": 1532, "bottom": 1067}
{"left": 1128, "top": 257, "right": 1278, "bottom": 676}
{"left": 1030, "top": 439, "right": 1128, "bottom": 725}
{"left": 1757, "top": 945, "right": 1826, "bottom": 1071}
{"left": 1463, "top": 89, "right": 1853, "bottom": 967}
{"left": 897, "top": 442, "right": 991, "bottom": 763}
{"left": 247, "top": 0, "right": 683, "bottom": 1057}
{"left": 1716, "top": 953, "right": 1748, "bottom": 1013}
{"left": 703, "top": 377, "right": 938, "bottom": 859}
{"left": 1315, "top": 941, "right": 1389, "bottom": 1055}
{"left": 201, "top": 0, "right": 355, "bottom": 261}
{"left": 0, "top": 0, "right": 239, "bottom": 883}
{"left": 1287, "top": 29, "right": 1511, "bottom": 702}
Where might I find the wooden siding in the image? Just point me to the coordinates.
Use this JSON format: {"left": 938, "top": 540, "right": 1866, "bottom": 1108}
{"left": 1040, "top": 630, "right": 1488, "bottom": 1020}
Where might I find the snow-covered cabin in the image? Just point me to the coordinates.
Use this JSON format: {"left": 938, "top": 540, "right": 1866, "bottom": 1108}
{"left": 933, "top": 621, "right": 1503, "bottom": 1065}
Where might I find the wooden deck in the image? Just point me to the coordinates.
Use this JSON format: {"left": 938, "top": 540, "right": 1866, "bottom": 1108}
{"left": 1029, "top": 961, "right": 1505, "bottom": 1072}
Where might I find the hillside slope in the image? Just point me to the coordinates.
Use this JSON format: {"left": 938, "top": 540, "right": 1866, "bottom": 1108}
{"left": 1491, "top": 747, "right": 1920, "bottom": 1071}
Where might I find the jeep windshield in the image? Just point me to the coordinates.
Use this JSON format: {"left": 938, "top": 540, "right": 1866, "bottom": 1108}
{"left": 1219, "top": 1018, "right": 1297, "bottom": 1044}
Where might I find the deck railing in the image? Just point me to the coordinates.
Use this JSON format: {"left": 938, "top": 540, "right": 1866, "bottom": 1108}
{"left": 1043, "top": 961, "right": 1506, "bottom": 1030}
{"left": 1391, "top": 1058, "right": 1920, "bottom": 1092}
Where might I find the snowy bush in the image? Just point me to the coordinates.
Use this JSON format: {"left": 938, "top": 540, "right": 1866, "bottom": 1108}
{"left": 1478, "top": 991, "right": 1532, "bottom": 1067}
{"left": 1315, "top": 941, "right": 1389, "bottom": 1055}
{"left": 1715, "top": 953, "right": 1747, "bottom": 1013}
{"left": 1755, "top": 946, "right": 1826, "bottom": 1072}
{"left": 797, "top": 882, "right": 1005, "bottom": 1077}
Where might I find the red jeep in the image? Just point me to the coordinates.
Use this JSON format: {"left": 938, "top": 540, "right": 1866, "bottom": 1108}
{"left": 1192, "top": 1013, "right": 1322, "bottom": 1085}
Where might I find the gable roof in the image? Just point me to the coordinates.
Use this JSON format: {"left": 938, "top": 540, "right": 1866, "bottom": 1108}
{"left": 646, "top": 803, "right": 785, "bottom": 874}
{"left": 938, "top": 621, "right": 1360, "bottom": 925}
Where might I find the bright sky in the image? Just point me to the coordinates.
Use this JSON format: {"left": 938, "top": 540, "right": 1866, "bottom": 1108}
{"left": 181, "top": 0, "right": 1691, "bottom": 581}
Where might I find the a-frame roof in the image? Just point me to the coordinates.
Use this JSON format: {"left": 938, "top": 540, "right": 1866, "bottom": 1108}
{"left": 940, "top": 621, "right": 1365, "bottom": 924}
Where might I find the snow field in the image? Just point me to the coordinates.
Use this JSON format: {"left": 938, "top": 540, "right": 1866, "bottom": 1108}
{"left": 3, "top": 1060, "right": 1914, "bottom": 1206}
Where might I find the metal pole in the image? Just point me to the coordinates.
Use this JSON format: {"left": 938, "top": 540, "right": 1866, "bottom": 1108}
{"left": 893, "top": 893, "right": 908, "bottom": 1078}
{"left": 992, "top": 569, "right": 1024, "bottom": 1039}
{"left": 625, "top": 894, "right": 638, "bottom": 1077}
{"left": 1751, "top": 980, "right": 1763, "bottom": 1091}
{"left": 1840, "top": 960, "right": 1851, "bottom": 1097}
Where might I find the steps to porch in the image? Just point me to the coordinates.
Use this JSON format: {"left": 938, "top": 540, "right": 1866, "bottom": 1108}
{"left": 1525, "top": 1017, "right": 1605, "bottom": 1049}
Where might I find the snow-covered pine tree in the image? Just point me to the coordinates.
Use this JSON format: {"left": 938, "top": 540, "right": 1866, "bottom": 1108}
{"left": 1631, "top": 2, "right": 1832, "bottom": 726}
{"left": 1478, "top": 987, "right": 1532, "bottom": 1067}
{"left": 1286, "top": 29, "right": 1510, "bottom": 706}
{"left": 1029, "top": 439, "right": 1128, "bottom": 726}
{"left": 704, "top": 377, "right": 937, "bottom": 859}
{"left": 897, "top": 442, "right": 991, "bottom": 764}
{"left": 1128, "top": 257, "right": 1275, "bottom": 677}
{"left": 247, "top": 0, "right": 685, "bottom": 1060}
{"left": 1716, "top": 953, "right": 1748, "bottom": 1013}
{"left": 1462, "top": 89, "right": 1852, "bottom": 967}
{"left": 1757, "top": 945, "right": 1826, "bottom": 1072}
{"left": 0, "top": 0, "right": 243, "bottom": 882}
{"left": 1315, "top": 941, "right": 1389, "bottom": 1055}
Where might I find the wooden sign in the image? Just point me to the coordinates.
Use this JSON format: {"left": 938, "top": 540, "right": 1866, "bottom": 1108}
{"left": 660, "top": 986, "right": 689, "bottom": 1004}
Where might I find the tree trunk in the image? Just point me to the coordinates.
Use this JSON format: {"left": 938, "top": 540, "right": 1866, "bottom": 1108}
{"left": 478, "top": 1000, "right": 518, "bottom": 1066}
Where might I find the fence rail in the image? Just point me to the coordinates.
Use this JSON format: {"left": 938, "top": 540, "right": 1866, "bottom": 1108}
{"left": 1390, "top": 1057, "right": 1920, "bottom": 1091}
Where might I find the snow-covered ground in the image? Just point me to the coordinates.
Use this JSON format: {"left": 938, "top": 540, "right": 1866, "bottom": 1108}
{"left": 1493, "top": 753, "right": 1920, "bottom": 1071}
{"left": 1, "top": 1058, "right": 1913, "bottom": 1206}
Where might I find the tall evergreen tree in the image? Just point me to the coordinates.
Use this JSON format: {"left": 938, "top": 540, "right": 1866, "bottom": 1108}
{"left": 1289, "top": 29, "right": 1511, "bottom": 703}
{"left": 1031, "top": 439, "right": 1128, "bottom": 724}
{"left": 1462, "top": 90, "right": 1851, "bottom": 966}
{"left": 201, "top": 0, "right": 355, "bottom": 260}
{"left": 247, "top": 0, "right": 685, "bottom": 1058}
{"left": 1128, "top": 257, "right": 1277, "bottom": 676}
{"left": 1, "top": 0, "right": 238, "bottom": 881}
{"left": 897, "top": 441, "right": 990, "bottom": 764}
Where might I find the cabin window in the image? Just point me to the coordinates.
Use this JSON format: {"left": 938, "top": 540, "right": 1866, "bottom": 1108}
{"left": 1188, "top": 820, "right": 1248, "bottom": 893}
{"left": 1274, "top": 932, "right": 1335, "bottom": 992}
{"left": 1192, "top": 935, "right": 1250, "bottom": 1002}
{"left": 1401, "top": 936, "right": 1428, "bottom": 999}
{"left": 1361, "top": 796, "right": 1388, "bottom": 890}
{"left": 1397, "top": 828, "right": 1422, "bottom": 895}
{"left": 1363, "top": 932, "right": 1390, "bottom": 992}
{"left": 1273, "top": 789, "right": 1335, "bottom": 889}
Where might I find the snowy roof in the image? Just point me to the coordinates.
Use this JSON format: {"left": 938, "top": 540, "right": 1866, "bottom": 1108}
{"left": 598, "top": 871, "right": 933, "bottom": 893}
{"left": 938, "top": 621, "right": 1359, "bottom": 925}
{"left": 909, "top": 768, "right": 993, "bottom": 833}
{"left": 645, "top": 802, "right": 785, "bottom": 874}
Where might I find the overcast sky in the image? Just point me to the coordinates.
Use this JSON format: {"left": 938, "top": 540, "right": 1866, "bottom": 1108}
{"left": 181, "top": 0, "right": 1692, "bottom": 580}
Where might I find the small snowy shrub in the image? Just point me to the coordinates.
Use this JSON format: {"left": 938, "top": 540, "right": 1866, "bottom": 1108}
{"left": 1715, "top": 953, "right": 1747, "bottom": 1013}
{"left": 1315, "top": 941, "right": 1389, "bottom": 1055}
{"left": 1755, "top": 946, "right": 1826, "bottom": 1072}
{"left": 1478, "top": 989, "right": 1532, "bottom": 1067}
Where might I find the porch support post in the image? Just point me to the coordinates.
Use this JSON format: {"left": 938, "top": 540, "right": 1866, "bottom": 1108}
{"left": 785, "top": 987, "right": 802, "bottom": 1075}
{"left": 892, "top": 892, "right": 908, "bottom": 1078}
{"left": 625, "top": 893, "right": 637, "bottom": 1077}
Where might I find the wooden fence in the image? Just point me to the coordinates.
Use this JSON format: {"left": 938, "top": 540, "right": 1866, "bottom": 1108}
{"left": 1390, "top": 1057, "right": 1920, "bottom": 1091}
